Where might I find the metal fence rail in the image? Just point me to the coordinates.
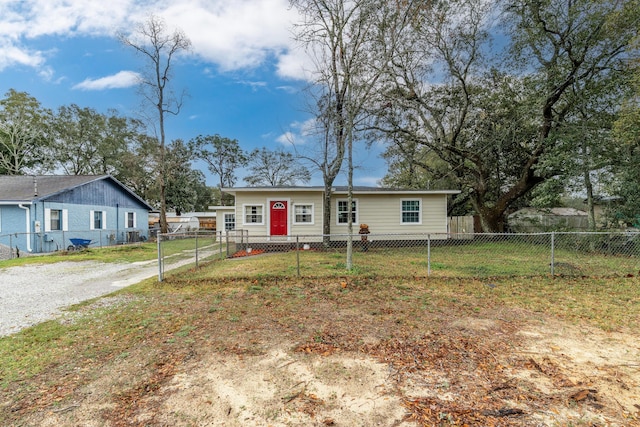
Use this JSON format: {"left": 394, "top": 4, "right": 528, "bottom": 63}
{"left": 0, "top": 229, "right": 148, "bottom": 260}
{"left": 157, "top": 231, "right": 640, "bottom": 281}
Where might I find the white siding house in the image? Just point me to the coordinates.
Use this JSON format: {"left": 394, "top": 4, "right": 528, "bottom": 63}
{"left": 219, "top": 186, "right": 459, "bottom": 238}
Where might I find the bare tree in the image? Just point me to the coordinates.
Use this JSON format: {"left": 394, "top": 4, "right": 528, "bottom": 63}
{"left": 291, "top": 0, "right": 392, "bottom": 268}
{"left": 244, "top": 147, "right": 310, "bottom": 186}
{"left": 120, "top": 15, "right": 191, "bottom": 233}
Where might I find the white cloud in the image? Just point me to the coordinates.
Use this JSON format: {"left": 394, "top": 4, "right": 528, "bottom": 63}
{"left": 238, "top": 80, "right": 268, "bottom": 91}
{"left": 276, "top": 131, "right": 296, "bottom": 145}
{"left": 0, "top": 41, "right": 46, "bottom": 71}
{"left": 0, "top": 0, "right": 307, "bottom": 79}
{"left": 276, "top": 118, "right": 316, "bottom": 145}
{"left": 22, "top": 0, "right": 134, "bottom": 38}
{"left": 276, "top": 85, "right": 298, "bottom": 94}
{"left": 154, "top": 0, "right": 301, "bottom": 71}
{"left": 73, "top": 70, "right": 141, "bottom": 90}
{"left": 275, "top": 49, "right": 313, "bottom": 81}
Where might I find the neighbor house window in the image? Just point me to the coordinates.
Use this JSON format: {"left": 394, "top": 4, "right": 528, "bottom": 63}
{"left": 126, "top": 212, "right": 136, "bottom": 228}
{"left": 45, "top": 208, "right": 68, "bottom": 232}
{"left": 50, "top": 209, "right": 62, "bottom": 230}
{"left": 90, "top": 210, "right": 106, "bottom": 230}
{"left": 293, "top": 204, "right": 314, "bottom": 224}
{"left": 224, "top": 213, "right": 236, "bottom": 231}
{"left": 243, "top": 205, "right": 264, "bottom": 224}
{"left": 401, "top": 199, "right": 422, "bottom": 224}
{"left": 337, "top": 199, "right": 357, "bottom": 225}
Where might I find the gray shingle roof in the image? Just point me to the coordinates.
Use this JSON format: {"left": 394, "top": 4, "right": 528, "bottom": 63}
{"left": 223, "top": 185, "right": 460, "bottom": 195}
{"left": 0, "top": 175, "right": 109, "bottom": 202}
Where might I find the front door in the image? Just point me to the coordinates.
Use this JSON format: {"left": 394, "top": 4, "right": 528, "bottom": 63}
{"left": 270, "top": 201, "right": 288, "bottom": 236}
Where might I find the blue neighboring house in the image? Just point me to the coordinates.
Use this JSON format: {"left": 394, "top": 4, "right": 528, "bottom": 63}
{"left": 0, "top": 175, "right": 152, "bottom": 256}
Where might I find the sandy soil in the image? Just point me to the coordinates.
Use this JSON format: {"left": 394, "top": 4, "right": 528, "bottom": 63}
{"left": 12, "top": 304, "right": 639, "bottom": 427}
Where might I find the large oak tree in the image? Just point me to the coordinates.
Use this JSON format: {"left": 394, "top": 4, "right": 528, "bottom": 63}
{"left": 376, "top": 0, "right": 639, "bottom": 231}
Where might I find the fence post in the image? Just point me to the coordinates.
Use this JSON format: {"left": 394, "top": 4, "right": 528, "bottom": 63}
{"left": 219, "top": 231, "right": 223, "bottom": 260}
{"left": 226, "top": 231, "right": 230, "bottom": 257}
{"left": 296, "top": 235, "right": 300, "bottom": 277}
{"left": 550, "top": 232, "right": 555, "bottom": 277}
{"left": 157, "top": 233, "right": 163, "bottom": 282}
{"left": 427, "top": 234, "right": 431, "bottom": 277}
{"left": 195, "top": 231, "right": 199, "bottom": 269}
{"left": 9, "top": 234, "right": 13, "bottom": 259}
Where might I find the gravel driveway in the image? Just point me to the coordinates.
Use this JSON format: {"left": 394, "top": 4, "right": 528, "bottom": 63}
{"left": 0, "top": 259, "right": 167, "bottom": 337}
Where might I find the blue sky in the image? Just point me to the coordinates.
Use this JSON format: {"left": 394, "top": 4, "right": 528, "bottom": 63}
{"left": 0, "top": 0, "right": 385, "bottom": 187}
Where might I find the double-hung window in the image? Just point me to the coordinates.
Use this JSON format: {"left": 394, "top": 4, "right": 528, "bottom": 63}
{"left": 401, "top": 199, "right": 422, "bottom": 224}
{"left": 293, "top": 204, "right": 314, "bottom": 224}
{"left": 45, "top": 208, "right": 68, "bottom": 232}
{"left": 50, "top": 209, "right": 62, "bottom": 230}
{"left": 90, "top": 210, "right": 106, "bottom": 230}
{"left": 337, "top": 199, "right": 357, "bottom": 225}
{"left": 224, "top": 213, "right": 236, "bottom": 231}
{"left": 126, "top": 212, "right": 137, "bottom": 228}
{"left": 243, "top": 205, "right": 264, "bottom": 224}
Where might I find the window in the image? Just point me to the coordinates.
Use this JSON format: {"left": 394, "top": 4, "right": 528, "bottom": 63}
{"left": 224, "top": 213, "right": 236, "bottom": 231}
{"left": 91, "top": 210, "right": 106, "bottom": 230}
{"left": 45, "top": 208, "right": 67, "bottom": 232}
{"left": 293, "top": 204, "right": 314, "bottom": 224}
{"left": 337, "top": 199, "right": 357, "bottom": 225}
{"left": 50, "top": 209, "right": 62, "bottom": 231}
{"left": 126, "top": 212, "right": 136, "bottom": 228}
{"left": 243, "top": 205, "right": 264, "bottom": 224}
{"left": 401, "top": 199, "right": 422, "bottom": 224}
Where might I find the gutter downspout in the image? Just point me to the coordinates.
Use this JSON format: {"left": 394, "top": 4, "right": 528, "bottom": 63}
{"left": 18, "top": 203, "right": 32, "bottom": 253}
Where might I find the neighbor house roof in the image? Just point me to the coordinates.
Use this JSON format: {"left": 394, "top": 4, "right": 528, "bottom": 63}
{"left": 222, "top": 186, "right": 460, "bottom": 195}
{"left": 0, "top": 175, "right": 153, "bottom": 210}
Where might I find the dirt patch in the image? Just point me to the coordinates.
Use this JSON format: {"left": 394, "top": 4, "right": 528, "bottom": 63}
{"left": 3, "top": 279, "right": 640, "bottom": 426}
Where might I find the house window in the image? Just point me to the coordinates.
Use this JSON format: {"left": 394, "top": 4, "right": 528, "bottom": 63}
{"left": 126, "top": 212, "right": 136, "bottom": 228}
{"left": 337, "top": 199, "right": 357, "bottom": 225}
{"left": 224, "top": 213, "right": 236, "bottom": 231}
{"left": 243, "top": 205, "right": 264, "bottom": 224}
{"left": 50, "top": 209, "right": 62, "bottom": 231}
{"left": 294, "top": 204, "right": 314, "bottom": 224}
{"left": 94, "top": 211, "right": 102, "bottom": 229}
{"left": 91, "top": 210, "right": 106, "bottom": 230}
{"left": 401, "top": 199, "right": 422, "bottom": 224}
{"left": 45, "top": 208, "right": 68, "bottom": 232}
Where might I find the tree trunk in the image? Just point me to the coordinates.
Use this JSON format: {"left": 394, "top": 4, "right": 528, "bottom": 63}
{"left": 584, "top": 169, "right": 596, "bottom": 231}
{"left": 346, "top": 134, "right": 354, "bottom": 271}
{"left": 322, "top": 185, "right": 333, "bottom": 248}
{"left": 159, "top": 141, "right": 168, "bottom": 234}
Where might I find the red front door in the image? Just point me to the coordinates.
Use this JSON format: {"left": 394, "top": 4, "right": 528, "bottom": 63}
{"left": 270, "top": 201, "right": 288, "bottom": 236}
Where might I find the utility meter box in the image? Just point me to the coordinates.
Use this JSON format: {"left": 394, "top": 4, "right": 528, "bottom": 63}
{"left": 34, "top": 221, "right": 41, "bottom": 233}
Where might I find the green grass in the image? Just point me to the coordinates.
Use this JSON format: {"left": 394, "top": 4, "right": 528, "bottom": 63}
{"left": 0, "top": 243, "right": 159, "bottom": 268}
{"left": 181, "top": 241, "right": 639, "bottom": 279}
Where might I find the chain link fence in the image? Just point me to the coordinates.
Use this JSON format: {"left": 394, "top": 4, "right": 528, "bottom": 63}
{"left": 157, "top": 231, "right": 640, "bottom": 281}
{"left": 0, "top": 229, "right": 147, "bottom": 260}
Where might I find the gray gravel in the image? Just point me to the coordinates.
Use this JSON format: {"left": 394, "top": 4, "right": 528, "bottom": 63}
{"left": 0, "top": 260, "right": 162, "bottom": 336}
